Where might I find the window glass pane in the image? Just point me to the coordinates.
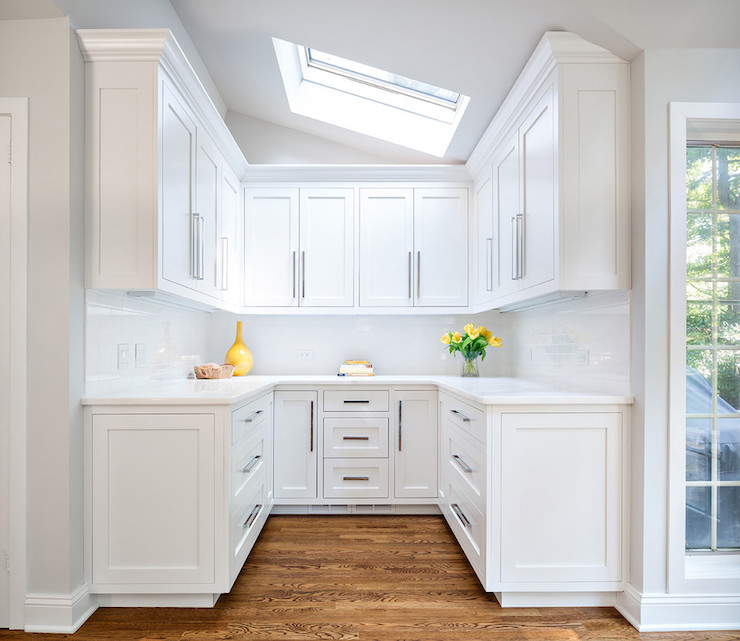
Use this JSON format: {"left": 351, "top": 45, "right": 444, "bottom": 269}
{"left": 717, "top": 486, "right": 740, "bottom": 548}
{"left": 686, "top": 486, "right": 712, "bottom": 549}
{"left": 717, "top": 349, "right": 740, "bottom": 412}
{"left": 687, "top": 279, "right": 713, "bottom": 301}
{"left": 717, "top": 300, "right": 740, "bottom": 345}
{"left": 716, "top": 214, "right": 740, "bottom": 278}
{"left": 687, "top": 351, "right": 714, "bottom": 415}
{"left": 687, "top": 302, "right": 713, "bottom": 345}
{"left": 717, "top": 147, "right": 740, "bottom": 212}
{"left": 686, "top": 418, "right": 712, "bottom": 481}
{"left": 687, "top": 147, "right": 713, "bottom": 210}
{"left": 718, "top": 416, "right": 740, "bottom": 481}
{"left": 687, "top": 214, "right": 713, "bottom": 281}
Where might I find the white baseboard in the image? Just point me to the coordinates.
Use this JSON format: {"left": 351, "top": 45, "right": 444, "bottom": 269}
{"left": 494, "top": 591, "right": 616, "bottom": 608}
{"left": 24, "top": 584, "right": 98, "bottom": 634}
{"left": 97, "top": 593, "right": 219, "bottom": 607}
{"left": 270, "top": 504, "right": 441, "bottom": 515}
{"left": 616, "top": 583, "right": 740, "bottom": 631}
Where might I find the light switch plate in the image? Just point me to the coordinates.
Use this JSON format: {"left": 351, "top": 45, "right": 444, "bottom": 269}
{"left": 117, "top": 343, "right": 132, "bottom": 370}
{"left": 135, "top": 343, "right": 148, "bottom": 368}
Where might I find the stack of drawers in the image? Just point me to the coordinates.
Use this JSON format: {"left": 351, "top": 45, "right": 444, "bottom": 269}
{"left": 229, "top": 393, "right": 272, "bottom": 585}
{"left": 439, "top": 393, "right": 487, "bottom": 582}
{"left": 322, "top": 390, "right": 390, "bottom": 499}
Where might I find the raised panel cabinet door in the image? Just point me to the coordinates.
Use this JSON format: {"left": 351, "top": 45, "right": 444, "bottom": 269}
{"left": 500, "top": 412, "right": 622, "bottom": 584}
{"left": 273, "top": 391, "right": 318, "bottom": 499}
{"left": 299, "top": 189, "right": 354, "bottom": 307}
{"left": 219, "top": 163, "right": 241, "bottom": 307}
{"left": 473, "top": 168, "right": 495, "bottom": 306}
{"left": 244, "top": 189, "right": 299, "bottom": 307}
{"left": 414, "top": 189, "right": 468, "bottom": 307}
{"left": 493, "top": 134, "right": 520, "bottom": 298}
{"left": 90, "top": 413, "right": 216, "bottom": 586}
{"left": 394, "top": 391, "right": 438, "bottom": 498}
{"left": 194, "top": 132, "right": 221, "bottom": 299}
{"left": 160, "top": 83, "right": 197, "bottom": 292}
{"left": 359, "top": 189, "right": 414, "bottom": 307}
{"left": 519, "top": 87, "right": 556, "bottom": 291}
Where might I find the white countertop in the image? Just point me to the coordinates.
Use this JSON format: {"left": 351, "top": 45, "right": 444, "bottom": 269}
{"left": 82, "top": 375, "right": 633, "bottom": 407}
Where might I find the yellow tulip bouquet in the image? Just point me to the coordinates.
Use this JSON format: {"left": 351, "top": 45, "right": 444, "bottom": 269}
{"left": 441, "top": 323, "right": 502, "bottom": 377}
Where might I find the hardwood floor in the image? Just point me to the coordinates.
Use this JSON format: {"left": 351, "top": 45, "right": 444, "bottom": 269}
{"left": 2, "top": 515, "right": 739, "bottom": 640}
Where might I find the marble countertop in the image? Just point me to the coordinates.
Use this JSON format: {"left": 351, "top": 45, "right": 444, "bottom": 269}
{"left": 82, "top": 375, "right": 633, "bottom": 407}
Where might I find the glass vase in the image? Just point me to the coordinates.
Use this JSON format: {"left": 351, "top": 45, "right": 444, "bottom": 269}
{"left": 224, "top": 321, "right": 253, "bottom": 376}
{"left": 461, "top": 355, "right": 480, "bottom": 377}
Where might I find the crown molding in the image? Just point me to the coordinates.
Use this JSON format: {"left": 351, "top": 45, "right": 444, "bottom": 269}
{"left": 76, "top": 29, "right": 170, "bottom": 62}
{"left": 243, "top": 163, "right": 472, "bottom": 183}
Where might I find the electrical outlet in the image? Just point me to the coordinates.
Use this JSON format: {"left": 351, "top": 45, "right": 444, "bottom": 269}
{"left": 575, "top": 349, "right": 589, "bottom": 366}
{"left": 135, "top": 343, "right": 148, "bottom": 368}
{"left": 523, "top": 349, "right": 532, "bottom": 362}
{"left": 297, "top": 350, "right": 314, "bottom": 361}
{"left": 117, "top": 343, "right": 132, "bottom": 370}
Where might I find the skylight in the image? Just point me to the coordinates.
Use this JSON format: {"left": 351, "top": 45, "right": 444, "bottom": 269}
{"left": 273, "top": 38, "right": 470, "bottom": 157}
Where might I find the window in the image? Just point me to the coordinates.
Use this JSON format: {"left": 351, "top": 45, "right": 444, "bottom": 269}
{"left": 685, "top": 144, "right": 740, "bottom": 552}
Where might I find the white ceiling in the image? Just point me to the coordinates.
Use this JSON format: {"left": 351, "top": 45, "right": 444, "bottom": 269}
{"left": 5, "top": 0, "right": 740, "bottom": 164}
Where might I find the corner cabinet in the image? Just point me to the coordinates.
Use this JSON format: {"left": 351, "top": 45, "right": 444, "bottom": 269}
{"left": 78, "top": 29, "right": 247, "bottom": 311}
{"left": 470, "top": 32, "right": 631, "bottom": 311}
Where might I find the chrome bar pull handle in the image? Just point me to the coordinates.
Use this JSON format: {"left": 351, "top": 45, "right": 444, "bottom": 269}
{"left": 309, "top": 400, "right": 314, "bottom": 452}
{"left": 243, "top": 504, "right": 262, "bottom": 528}
{"left": 343, "top": 476, "right": 370, "bottom": 482}
{"left": 301, "top": 251, "right": 306, "bottom": 298}
{"left": 197, "top": 215, "right": 205, "bottom": 280}
{"left": 343, "top": 436, "right": 370, "bottom": 441}
{"left": 292, "top": 250, "right": 296, "bottom": 298}
{"left": 219, "top": 237, "right": 229, "bottom": 290}
{"left": 191, "top": 213, "right": 199, "bottom": 278}
{"left": 486, "top": 237, "right": 493, "bottom": 291}
{"left": 451, "top": 503, "right": 471, "bottom": 528}
{"left": 398, "top": 400, "right": 403, "bottom": 451}
{"left": 511, "top": 216, "right": 518, "bottom": 281}
{"left": 516, "top": 213, "right": 524, "bottom": 279}
{"left": 450, "top": 409, "right": 471, "bottom": 422}
{"left": 452, "top": 454, "right": 473, "bottom": 474}
{"left": 408, "top": 251, "right": 412, "bottom": 299}
{"left": 416, "top": 251, "right": 421, "bottom": 298}
{"left": 343, "top": 400, "right": 370, "bottom": 404}
{"left": 241, "top": 455, "right": 262, "bottom": 473}
{"left": 243, "top": 409, "right": 263, "bottom": 423}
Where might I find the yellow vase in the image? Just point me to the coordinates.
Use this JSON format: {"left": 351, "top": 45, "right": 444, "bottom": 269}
{"left": 224, "top": 321, "right": 253, "bottom": 376}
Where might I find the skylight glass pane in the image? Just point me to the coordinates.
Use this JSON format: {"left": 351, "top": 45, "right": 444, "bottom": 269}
{"left": 306, "top": 47, "right": 460, "bottom": 107}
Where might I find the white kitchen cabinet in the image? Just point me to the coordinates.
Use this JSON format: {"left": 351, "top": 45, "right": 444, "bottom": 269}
{"left": 473, "top": 168, "right": 495, "bottom": 307}
{"left": 273, "top": 391, "right": 318, "bottom": 499}
{"left": 79, "top": 29, "right": 247, "bottom": 310}
{"left": 414, "top": 189, "right": 468, "bottom": 307}
{"left": 500, "top": 412, "right": 623, "bottom": 584}
{"left": 394, "top": 391, "right": 438, "bottom": 498}
{"left": 243, "top": 188, "right": 354, "bottom": 307}
{"left": 492, "top": 134, "right": 520, "bottom": 299}
{"left": 219, "top": 162, "right": 242, "bottom": 308}
{"left": 359, "top": 189, "right": 414, "bottom": 307}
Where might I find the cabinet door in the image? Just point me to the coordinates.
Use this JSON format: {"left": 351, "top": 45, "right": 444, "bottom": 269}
{"left": 359, "top": 189, "right": 414, "bottom": 307}
{"left": 244, "top": 189, "right": 299, "bottom": 307}
{"left": 299, "top": 189, "right": 354, "bottom": 307}
{"left": 414, "top": 189, "right": 468, "bottom": 307}
{"left": 273, "top": 391, "right": 317, "bottom": 499}
{"left": 219, "top": 163, "right": 241, "bottom": 307}
{"left": 519, "top": 88, "right": 555, "bottom": 291}
{"left": 90, "top": 413, "right": 216, "bottom": 586}
{"left": 160, "top": 84, "right": 197, "bottom": 292}
{"left": 473, "top": 168, "right": 495, "bottom": 306}
{"left": 493, "top": 133, "right": 520, "bottom": 298}
{"left": 194, "top": 132, "right": 220, "bottom": 299}
{"left": 500, "top": 412, "right": 622, "bottom": 583}
{"left": 394, "top": 391, "right": 438, "bottom": 498}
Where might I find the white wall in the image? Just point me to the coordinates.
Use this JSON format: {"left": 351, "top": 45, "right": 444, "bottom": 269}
{"left": 0, "top": 14, "right": 85, "bottom": 603}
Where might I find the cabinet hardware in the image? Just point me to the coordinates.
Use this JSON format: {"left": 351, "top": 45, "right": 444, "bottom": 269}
{"left": 486, "top": 237, "right": 493, "bottom": 291}
{"left": 510, "top": 215, "right": 518, "bottom": 281}
{"left": 343, "top": 400, "right": 370, "bottom": 404}
{"left": 309, "top": 400, "right": 314, "bottom": 452}
{"left": 301, "top": 251, "right": 306, "bottom": 298}
{"left": 242, "top": 504, "right": 262, "bottom": 529}
{"left": 408, "top": 251, "right": 412, "bottom": 299}
{"left": 398, "top": 400, "right": 403, "bottom": 451}
{"left": 516, "top": 213, "right": 524, "bottom": 280}
{"left": 343, "top": 436, "right": 369, "bottom": 441}
{"left": 292, "top": 250, "right": 296, "bottom": 298}
{"left": 449, "top": 409, "right": 471, "bottom": 422}
{"left": 343, "top": 476, "right": 370, "bottom": 481}
{"left": 416, "top": 251, "right": 421, "bottom": 298}
{"left": 196, "top": 214, "right": 205, "bottom": 280}
{"left": 451, "top": 503, "right": 471, "bottom": 528}
{"left": 452, "top": 454, "right": 473, "bottom": 474}
{"left": 190, "top": 213, "right": 199, "bottom": 278}
{"left": 241, "top": 455, "right": 261, "bottom": 473}
{"left": 243, "top": 409, "right": 263, "bottom": 422}
{"left": 219, "top": 237, "right": 229, "bottom": 291}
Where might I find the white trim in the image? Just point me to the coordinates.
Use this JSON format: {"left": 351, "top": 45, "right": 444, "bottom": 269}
{"left": 0, "top": 97, "right": 28, "bottom": 630}
{"left": 24, "top": 585, "right": 98, "bottom": 634}
{"left": 494, "top": 591, "right": 616, "bottom": 608}
{"left": 243, "top": 163, "right": 472, "bottom": 183}
{"left": 667, "top": 102, "right": 740, "bottom": 595}
{"left": 616, "top": 584, "right": 740, "bottom": 631}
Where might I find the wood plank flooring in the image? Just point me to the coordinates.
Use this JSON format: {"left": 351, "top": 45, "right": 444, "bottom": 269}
{"left": 2, "top": 515, "right": 739, "bottom": 640}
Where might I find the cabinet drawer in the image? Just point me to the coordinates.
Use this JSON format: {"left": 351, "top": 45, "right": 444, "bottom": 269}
{"left": 323, "top": 390, "right": 389, "bottom": 412}
{"left": 444, "top": 423, "right": 486, "bottom": 512}
{"left": 323, "top": 418, "right": 389, "bottom": 458}
{"left": 444, "top": 475, "right": 485, "bottom": 581}
{"left": 442, "top": 396, "right": 486, "bottom": 443}
{"left": 231, "top": 428, "right": 267, "bottom": 505}
{"left": 230, "top": 478, "right": 267, "bottom": 579}
{"left": 323, "top": 459, "right": 389, "bottom": 499}
{"left": 232, "top": 394, "right": 271, "bottom": 444}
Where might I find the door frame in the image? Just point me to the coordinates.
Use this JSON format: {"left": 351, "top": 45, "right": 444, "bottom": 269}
{"left": 0, "top": 97, "right": 28, "bottom": 629}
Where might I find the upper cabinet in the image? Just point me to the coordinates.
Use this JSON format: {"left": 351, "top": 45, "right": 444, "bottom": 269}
{"left": 469, "top": 32, "right": 631, "bottom": 311}
{"left": 78, "top": 29, "right": 248, "bottom": 311}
